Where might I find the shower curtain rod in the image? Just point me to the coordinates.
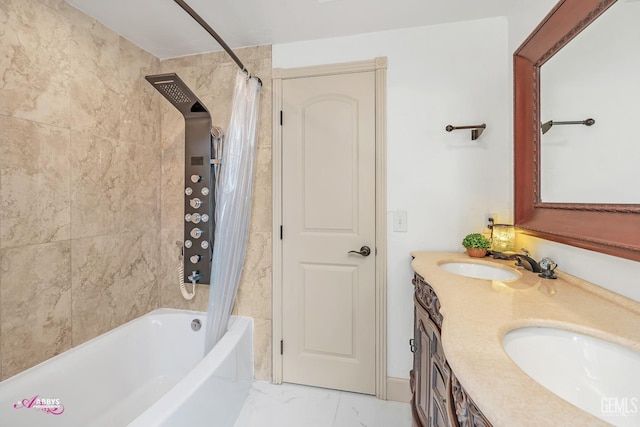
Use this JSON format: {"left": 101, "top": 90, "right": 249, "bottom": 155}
{"left": 173, "top": 0, "right": 261, "bottom": 85}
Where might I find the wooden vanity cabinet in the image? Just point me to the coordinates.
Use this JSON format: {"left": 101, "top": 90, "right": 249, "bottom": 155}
{"left": 411, "top": 273, "right": 492, "bottom": 427}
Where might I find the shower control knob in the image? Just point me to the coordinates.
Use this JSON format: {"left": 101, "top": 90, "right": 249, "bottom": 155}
{"left": 184, "top": 213, "right": 192, "bottom": 222}
{"left": 190, "top": 198, "right": 202, "bottom": 209}
{"left": 184, "top": 240, "right": 193, "bottom": 248}
{"left": 191, "top": 213, "right": 201, "bottom": 224}
{"left": 201, "top": 241, "right": 209, "bottom": 249}
{"left": 190, "top": 174, "right": 202, "bottom": 183}
{"left": 187, "top": 271, "right": 200, "bottom": 283}
{"left": 190, "top": 228, "right": 202, "bottom": 239}
{"left": 201, "top": 187, "right": 210, "bottom": 196}
{"left": 201, "top": 214, "right": 209, "bottom": 223}
{"left": 185, "top": 187, "right": 193, "bottom": 196}
{"left": 190, "top": 255, "right": 201, "bottom": 264}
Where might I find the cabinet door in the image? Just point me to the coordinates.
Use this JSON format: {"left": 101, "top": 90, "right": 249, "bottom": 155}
{"left": 413, "top": 272, "right": 492, "bottom": 427}
{"left": 431, "top": 397, "right": 450, "bottom": 427}
{"left": 430, "top": 332, "right": 455, "bottom": 427}
{"left": 417, "top": 301, "right": 456, "bottom": 427}
{"left": 414, "top": 303, "right": 431, "bottom": 426}
{"left": 431, "top": 362, "right": 449, "bottom": 408}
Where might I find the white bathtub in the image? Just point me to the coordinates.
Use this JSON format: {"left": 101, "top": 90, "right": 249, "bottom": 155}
{"left": 0, "top": 308, "right": 253, "bottom": 427}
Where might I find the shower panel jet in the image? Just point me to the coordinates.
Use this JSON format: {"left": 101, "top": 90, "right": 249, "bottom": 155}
{"left": 146, "top": 73, "right": 220, "bottom": 285}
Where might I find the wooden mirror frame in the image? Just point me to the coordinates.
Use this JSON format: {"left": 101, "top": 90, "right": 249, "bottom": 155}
{"left": 514, "top": 0, "right": 640, "bottom": 262}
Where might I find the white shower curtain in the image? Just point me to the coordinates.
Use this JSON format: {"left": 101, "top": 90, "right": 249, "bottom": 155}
{"left": 205, "top": 71, "right": 261, "bottom": 353}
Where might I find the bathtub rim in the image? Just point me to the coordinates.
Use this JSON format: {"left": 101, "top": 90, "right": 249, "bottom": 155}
{"left": 0, "top": 308, "right": 248, "bottom": 385}
{"left": 0, "top": 308, "right": 185, "bottom": 385}
{"left": 0, "top": 308, "right": 253, "bottom": 427}
{"left": 127, "top": 309, "right": 254, "bottom": 425}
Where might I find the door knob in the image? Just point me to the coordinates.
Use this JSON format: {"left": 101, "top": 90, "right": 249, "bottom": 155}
{"left": 348, "top": 246, "right": 371, "bottom": 257}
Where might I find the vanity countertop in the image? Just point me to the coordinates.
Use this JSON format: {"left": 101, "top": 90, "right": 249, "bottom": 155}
{"left": 410, "top": 251, "right": 640, "bottom": 427}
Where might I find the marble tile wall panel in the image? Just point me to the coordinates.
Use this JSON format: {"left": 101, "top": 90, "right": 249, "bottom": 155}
{"left": 70, "top": 131, "right": 122, "bottom": 239}
{"left": 0, "top": 0, "right": 71, "bottom": 127}
{"left": 247, "top": 57, "right": 273, "bottom": 150}
{"left": 70, "top": 232, "right": 159, "bottom": 345}
{"left": 252, "top": 318, "right": 273, "bottom": 381}
{"left": 119, "top": 135, "right": 161, "bottom": 234}
{"left": 234, "top": 231, "right": 272, "bottom": 321}
{"left": 117, "top": 38, "right": 162, "bottom": 236}
{"left": 0, "top": 0, "right": 162, "bottom": 378}
{"left": 68, "top": 13, "right": 121, "bottom": 137}
{"left": 34, "top": 0, "right": 68, "bottom": 13}
{"left": 0, "top": 241, "right": 72, "bottom": 379}
{"left": 250, "top": 146, "right": 273, "bottom": 233}
{"left": 195, "top": 60, "right": 237, "bottom": 130}
{"left": 117, "top": 232, "right": 160, "bottom": 323}
{"left": 69, "top": 234, "right": 121, "bottom": 344}
{"left": 118, "top": 37, "right": 161, "bottom": 147}
{"left": 0, "top": 116, "right": 71, "bottom": 247}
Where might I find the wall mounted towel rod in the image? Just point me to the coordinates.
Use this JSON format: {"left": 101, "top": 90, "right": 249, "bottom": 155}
{"left": 445, "top": 123, "right": 486, "bottom": 140}
{"left": 541, "top": 118, "right": 594, "bottom": 134}
{"left": 173, "top": 0, "right": 261, "bottom": 85}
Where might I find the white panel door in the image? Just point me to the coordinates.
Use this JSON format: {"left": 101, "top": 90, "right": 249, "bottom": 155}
{"left": 281, "top": 71, "right": 376, "bottom": 394}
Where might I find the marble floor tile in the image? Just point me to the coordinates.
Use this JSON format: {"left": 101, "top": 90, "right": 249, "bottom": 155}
{"left": 233, "top": 382, "right": 411, "bottom": 427}
{"left": 333, "top": 390, "right": 412, "bottom": 427}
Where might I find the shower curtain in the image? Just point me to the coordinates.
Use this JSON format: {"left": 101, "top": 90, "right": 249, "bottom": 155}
{"left": 205, "top": 71, "right": 261, "bottom": 354}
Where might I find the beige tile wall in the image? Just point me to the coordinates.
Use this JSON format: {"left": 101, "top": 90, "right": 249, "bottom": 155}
{"left": 1, "top": 0, "right": 272, "bottom": 381}
{"left": 159, "top": 47, "right": 273, "bottom": 380}
{"left": 0, "top": 0, "right": 161, "bottom": 379}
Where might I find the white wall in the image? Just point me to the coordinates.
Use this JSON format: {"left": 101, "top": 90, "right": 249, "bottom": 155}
{"left": 273, "top": 0, "right": 640, "bottom": 382}
{"left": 274, "top": 17, "right": 511, "bottom": 380}
{"left": 505, "top": 0, "right": 557, "bottom": 54}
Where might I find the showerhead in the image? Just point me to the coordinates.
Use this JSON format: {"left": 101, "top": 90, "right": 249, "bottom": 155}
{"left": 145, "top": 73, "right": 208, "bottom": 118}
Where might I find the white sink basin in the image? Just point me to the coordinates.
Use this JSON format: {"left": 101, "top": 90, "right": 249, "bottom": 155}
{"left": 438, "top": 261, "right": 520, "bottom": 281}
{"left": 503, "top": 327, "right": 640, "bottom": 426}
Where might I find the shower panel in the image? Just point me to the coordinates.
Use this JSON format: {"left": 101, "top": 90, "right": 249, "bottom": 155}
{"left": 146, "top": 73, "right": 217, "bottom": 285}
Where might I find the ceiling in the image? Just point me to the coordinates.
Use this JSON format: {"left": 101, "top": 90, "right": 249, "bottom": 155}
{"left": 65, "top": 0, "right": 516, "bottom": 59}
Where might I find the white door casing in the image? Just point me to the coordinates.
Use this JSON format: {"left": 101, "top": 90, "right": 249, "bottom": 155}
{"left": 272, "top": 58, "right": 387, "bottom": 398}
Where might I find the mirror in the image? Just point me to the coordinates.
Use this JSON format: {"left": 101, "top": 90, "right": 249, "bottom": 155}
{"left": 514, "top": 0, "right": 640, "bottom": 262}
{"left": 540, "top": 0, "right": 640, "bottom": 204}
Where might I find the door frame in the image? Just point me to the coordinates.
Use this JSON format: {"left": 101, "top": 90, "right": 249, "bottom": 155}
{"left": 272, "top": 57, "right": 388, "bottom": 399}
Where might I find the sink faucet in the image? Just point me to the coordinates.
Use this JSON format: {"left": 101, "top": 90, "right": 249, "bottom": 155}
{"left": 514, "top": 249, "right": 543, "bottom": 273}
{"left": 490, "top": 248, "right": 542, "bottom": 273}
{"left": 490, "top": 249, "right": 558, "bottom": 278}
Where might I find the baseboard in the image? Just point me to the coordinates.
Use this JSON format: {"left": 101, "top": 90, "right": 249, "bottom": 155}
{"left": 386, "top": 377, "right": 411, "bottom": 403}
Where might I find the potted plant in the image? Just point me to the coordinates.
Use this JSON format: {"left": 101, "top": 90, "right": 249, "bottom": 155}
{"left": 462, "top": 233, "right": 491, "bottom": 258}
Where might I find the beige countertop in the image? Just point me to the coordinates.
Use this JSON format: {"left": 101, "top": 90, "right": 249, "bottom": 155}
{"left": 410, "top": 251, "right": 640, "bottom": 427}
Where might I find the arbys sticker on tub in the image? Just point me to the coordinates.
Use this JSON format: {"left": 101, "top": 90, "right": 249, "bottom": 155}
{"left": 13, "top": 395, "right": 65, "bottom": 415}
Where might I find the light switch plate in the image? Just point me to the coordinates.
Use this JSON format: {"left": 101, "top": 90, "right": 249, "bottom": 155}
{"left": 393, "top": 211, "right": 408, "bottom": 232}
